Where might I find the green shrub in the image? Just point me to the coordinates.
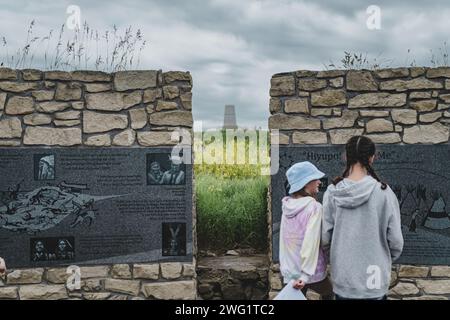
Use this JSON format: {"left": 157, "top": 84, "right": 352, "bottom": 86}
{"left": 196, "top": 174, "right": 269, "bottom": 252}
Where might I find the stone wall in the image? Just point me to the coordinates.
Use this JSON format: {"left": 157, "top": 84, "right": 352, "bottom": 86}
{"left": 0, "top": 68, "right": 196, "bottom": 300}
{"left": 268, "top": 67, "right": 450, "bottom": 300}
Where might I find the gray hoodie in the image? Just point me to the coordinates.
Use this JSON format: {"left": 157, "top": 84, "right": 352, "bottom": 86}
{"left": 322, "top": 175, "right": 404, "bottom": 299}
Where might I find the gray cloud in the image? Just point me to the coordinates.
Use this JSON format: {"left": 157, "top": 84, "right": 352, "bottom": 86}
{"left": 1, "top": 0, "right": 449, "bottom": 128}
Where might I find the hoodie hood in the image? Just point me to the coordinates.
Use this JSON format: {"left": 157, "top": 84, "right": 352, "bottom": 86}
{"left": 327, "top": 175, "right": 379, "bottom": 209}
{"left": 282, "top": 196, "right": 315, "bottom": 218}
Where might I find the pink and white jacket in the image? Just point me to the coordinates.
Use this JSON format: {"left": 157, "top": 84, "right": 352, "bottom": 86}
{"left": 279, "top": 196, "right": 328, "bottom": 284}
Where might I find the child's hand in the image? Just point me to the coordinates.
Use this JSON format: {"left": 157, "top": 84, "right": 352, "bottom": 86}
{"left": 0, "top": 257, "right": 6, "bottom": 275}
{"left": 292, "top": 279, "right": 305, "bottom": 290}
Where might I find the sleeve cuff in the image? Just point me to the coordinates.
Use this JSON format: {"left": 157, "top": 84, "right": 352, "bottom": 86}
{"left": 299, "top": 272, "right": 311, "bottom": 283}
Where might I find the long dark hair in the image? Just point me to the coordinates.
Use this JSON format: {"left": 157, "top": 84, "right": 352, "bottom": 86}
{"left": 332, "top": 136, "right": 387, "bottom": 190}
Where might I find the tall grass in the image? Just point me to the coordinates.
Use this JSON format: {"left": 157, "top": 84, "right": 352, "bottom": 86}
{"left": 1, "top": 20, "right": 146, "bottom": 71}
{"left": 196, "top": 174, "right": 269, "bottom": 252}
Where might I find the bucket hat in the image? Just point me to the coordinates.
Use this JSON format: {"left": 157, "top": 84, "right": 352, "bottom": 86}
{"left": 286, "top": 161, "right": 325, "bottom": 194}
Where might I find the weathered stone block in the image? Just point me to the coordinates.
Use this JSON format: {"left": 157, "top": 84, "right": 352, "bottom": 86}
{"left": 143, "top": 88, "right": 163, "bottom": 103}
{"left": 311, "top": 108, "right": 332, "bottom": 116}
{"left": 32, "top": 90, "right": 55, "bottom": 101}
{"left": 156, "top": 100, "right": 178, "bottom": 111}
{"left": 83, "top": 111, "right": 128, "bottom": 133}
{"left": 311, "top": 89, "right": 346, "bottom": 106}
{"left": 346, "top": 70, "right": 378, "bottom": 91}
{"left": 114, "top": 70, "right": 157, "bottom": 91}
{"left": 23, "top": 114, "right": 51, "bottom": 126}
{"left": 183, "top": 264, "right": 195, "bottom": 277}
{"left": 391, "top": 109, "right": 417, "bottom": 125}
{"left": 292, "top": 131, "right": 327, "bottom": 144}
{"left": 426, "top": 67, "right": 450, "bottom": 78}
{"left": 149, "top": 110, "right": 193, "bottom": 127}
{"left": 329, "top": 129, "right": 364, "bottom": 144}
{"left": 416, "top": 280, "right": 450, "bottom": 295}
{"left": 104, "top": 279, "right": 140, "bottom": 296}
{"left": 284, "top": 98, "right": 309, "bottom": 114}
{"left": 0, "top": 287, "right": 18, "bottom": 299}
{"left": 36, "top": 101, "right": 71, "bottom": 113}
{"left": 269, "top": 271, "right": 283, "bottom": 290}
{"left": 410, "top": 67, "right": 426, "bottom": 77}
{"left": 0, "top": 140, "right": 20, "bottom": 146}
{"left": 316, "top": 70, "right": 345, "bottom": 78}
{"left": 270, "top": 76, "right": 295, "bottom": 96}
{"left": 398, "top": 265, "right": 430, "bottom": 278}
{"left": 112, "top": 129, "right": 136, "bottom": 146}
{"left": 46, "top": 268, "right": 70, "bottom": 284}
{"left": 129, "top": 108, "right": 147, "bottom": 129}
{"left": 0, "top": 81, "right": 39, "bottom": 92}
{"left": 389, "top": 282, "right": 419, "bottom": 296}
{"left": 133, "top": 264, "right": 160, "bottom": 280}
{"left": 359, "top": 110, "right": 390, "bottom": 117}
{"left": 19, "top": 284, "right": 68, "bottom": 300}
{"left": 410, "top": 91, "right": 432, "bottom": 100}
{"left": 365, "top": 133, "right": 401, "bottom": 144}
{"left": 84, "top": 134, "right": 112, "bottom": 147}
{"left": 348, "top": 93, "right": 406, "bottom": 108}
{"left": 0, "top": 67, "right": 18, "bottom": 80}
{"left": 163, "top": 85, "right": 180, "bottom": 99}
{"left": 410, "top": 99, "right": 437, "bottom": 112}
{"left": 163, "top": 71, "right": 192, "bottom": 84}
{"left": 374, "top": 68, "right": 409, "bottom": 79}
{"left": 298, "top": 79, "right": 327, "bottom": 91}
{"left": 180, "top": 92, "right": 192, "bottom": 110}
{"left": 141, "top": 280, "right": 196, "bottom": 300}
{"left": 431, "top": 266, "right": 450, "bottom": 277}
{"left": 0, "top": 92, "right": 6, "bottom": 110}
{"left": 270, "top": 98, "right": 281, "bottom": 113}
{"left": 420, "top": 112, "right": 442, "bottom": 123}
{"left": 6, "top": 268, "right": 44, "bottom": 284}
{"left": 137, "top": 131, "right": 178, "bottom": 146}
{"left": 86, "top": 91, "right": 142, "bottom": 111}
{"left": 5, "top": 96, "right": 34, "bottom": 115}
{"left": 24, "top": 126, "right": 82, "bottom": 146}
{"left": 83, "top": 292, "right": 112, "bottom": 300}
{"left": 271, "top": 132, "right": 289, "bottom": 145}
{"left": 44, "top": 71, "right": 71, "bottom": 80}
{"left": 403, "top": 123, "right": 449, "bottom": 144}
{"left": 322, "top": 110, "right": 358, "bottom": 129}
{"left": 366, "top": 119, "right": 394, "bottom": 133}
{"left": 111, "top": 264, "right": 132, "bottom": 279}
{"left": 269, "top": 114, "right": 321, "bottom": 130}
{"left": 71, "top": 70, "right": 111, "bottom": 82}
{"left": 21, "top": 69, "right": 42, "bottom": 80}
{"left": 0, "top": 117, "right": 22, "bottom": 138}
{"left": 329, "top": 77, "right": 344, "bottom": 88}
{"left": 55, "top": 82, "right": 82, "bottom": 101}
{"left": 84, "top": 83, "right": 111, "bottom": 93}
{"left": 380, "top": 78, "right": 443, "bottom": 91}
{"left": 54, "top": 119, "right": 80, "bottom": 127}
{"left": 161, "top": 262, "right": 182, "bottom": 280}
{"left": 55, "top": 110, "right": 80, "bottom": 120}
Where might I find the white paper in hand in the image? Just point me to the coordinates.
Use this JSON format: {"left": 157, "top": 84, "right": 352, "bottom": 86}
{"left": 274, "top": 280, "right": 307, "bottom": 300}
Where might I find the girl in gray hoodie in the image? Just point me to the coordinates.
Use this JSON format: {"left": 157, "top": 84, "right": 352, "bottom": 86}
{"left": 322, "top": 136, "right": 404, "bottom": 300}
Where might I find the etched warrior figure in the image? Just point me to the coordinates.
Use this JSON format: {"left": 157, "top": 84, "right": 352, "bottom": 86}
{"left": 55, "top": 239, "right": 74, "bottom": 260}
{"left": 409, "top": 209, "right": 420, "bottom": 232}
{"left": 37, "top": 155, "right": 55, "bottom": 180}
{"left": 148, "top": 161, "right": 164, "bottom": 184}
{"left": 161, "top": 156, "right": 185, "bottom": 185}
{"left": 32, "top": 241, "right": 49, "bottom": 261}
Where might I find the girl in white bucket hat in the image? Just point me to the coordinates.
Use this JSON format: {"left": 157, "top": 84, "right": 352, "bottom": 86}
{"left": 279, "top": 161, "right": 333, "bottom": 300}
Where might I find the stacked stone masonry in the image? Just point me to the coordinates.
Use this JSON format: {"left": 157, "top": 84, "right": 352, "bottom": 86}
{"left": 0, "top": 68, "right": 193, "bottom": 147}
{"left": 268, "top": 67, "right": 450, "bottom": 300}
{"left": 0, "top": 262, "right": 196, "bottom": 300}
{"left": 269, "top": 68, "right": 450, "bottom": 145}
{"left": 0, "top": 68, "right": 196, "bottom": 300}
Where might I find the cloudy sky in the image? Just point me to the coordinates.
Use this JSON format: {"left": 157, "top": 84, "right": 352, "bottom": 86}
{"left": 1, "top": 0, "right": 449, "bottom": 129}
